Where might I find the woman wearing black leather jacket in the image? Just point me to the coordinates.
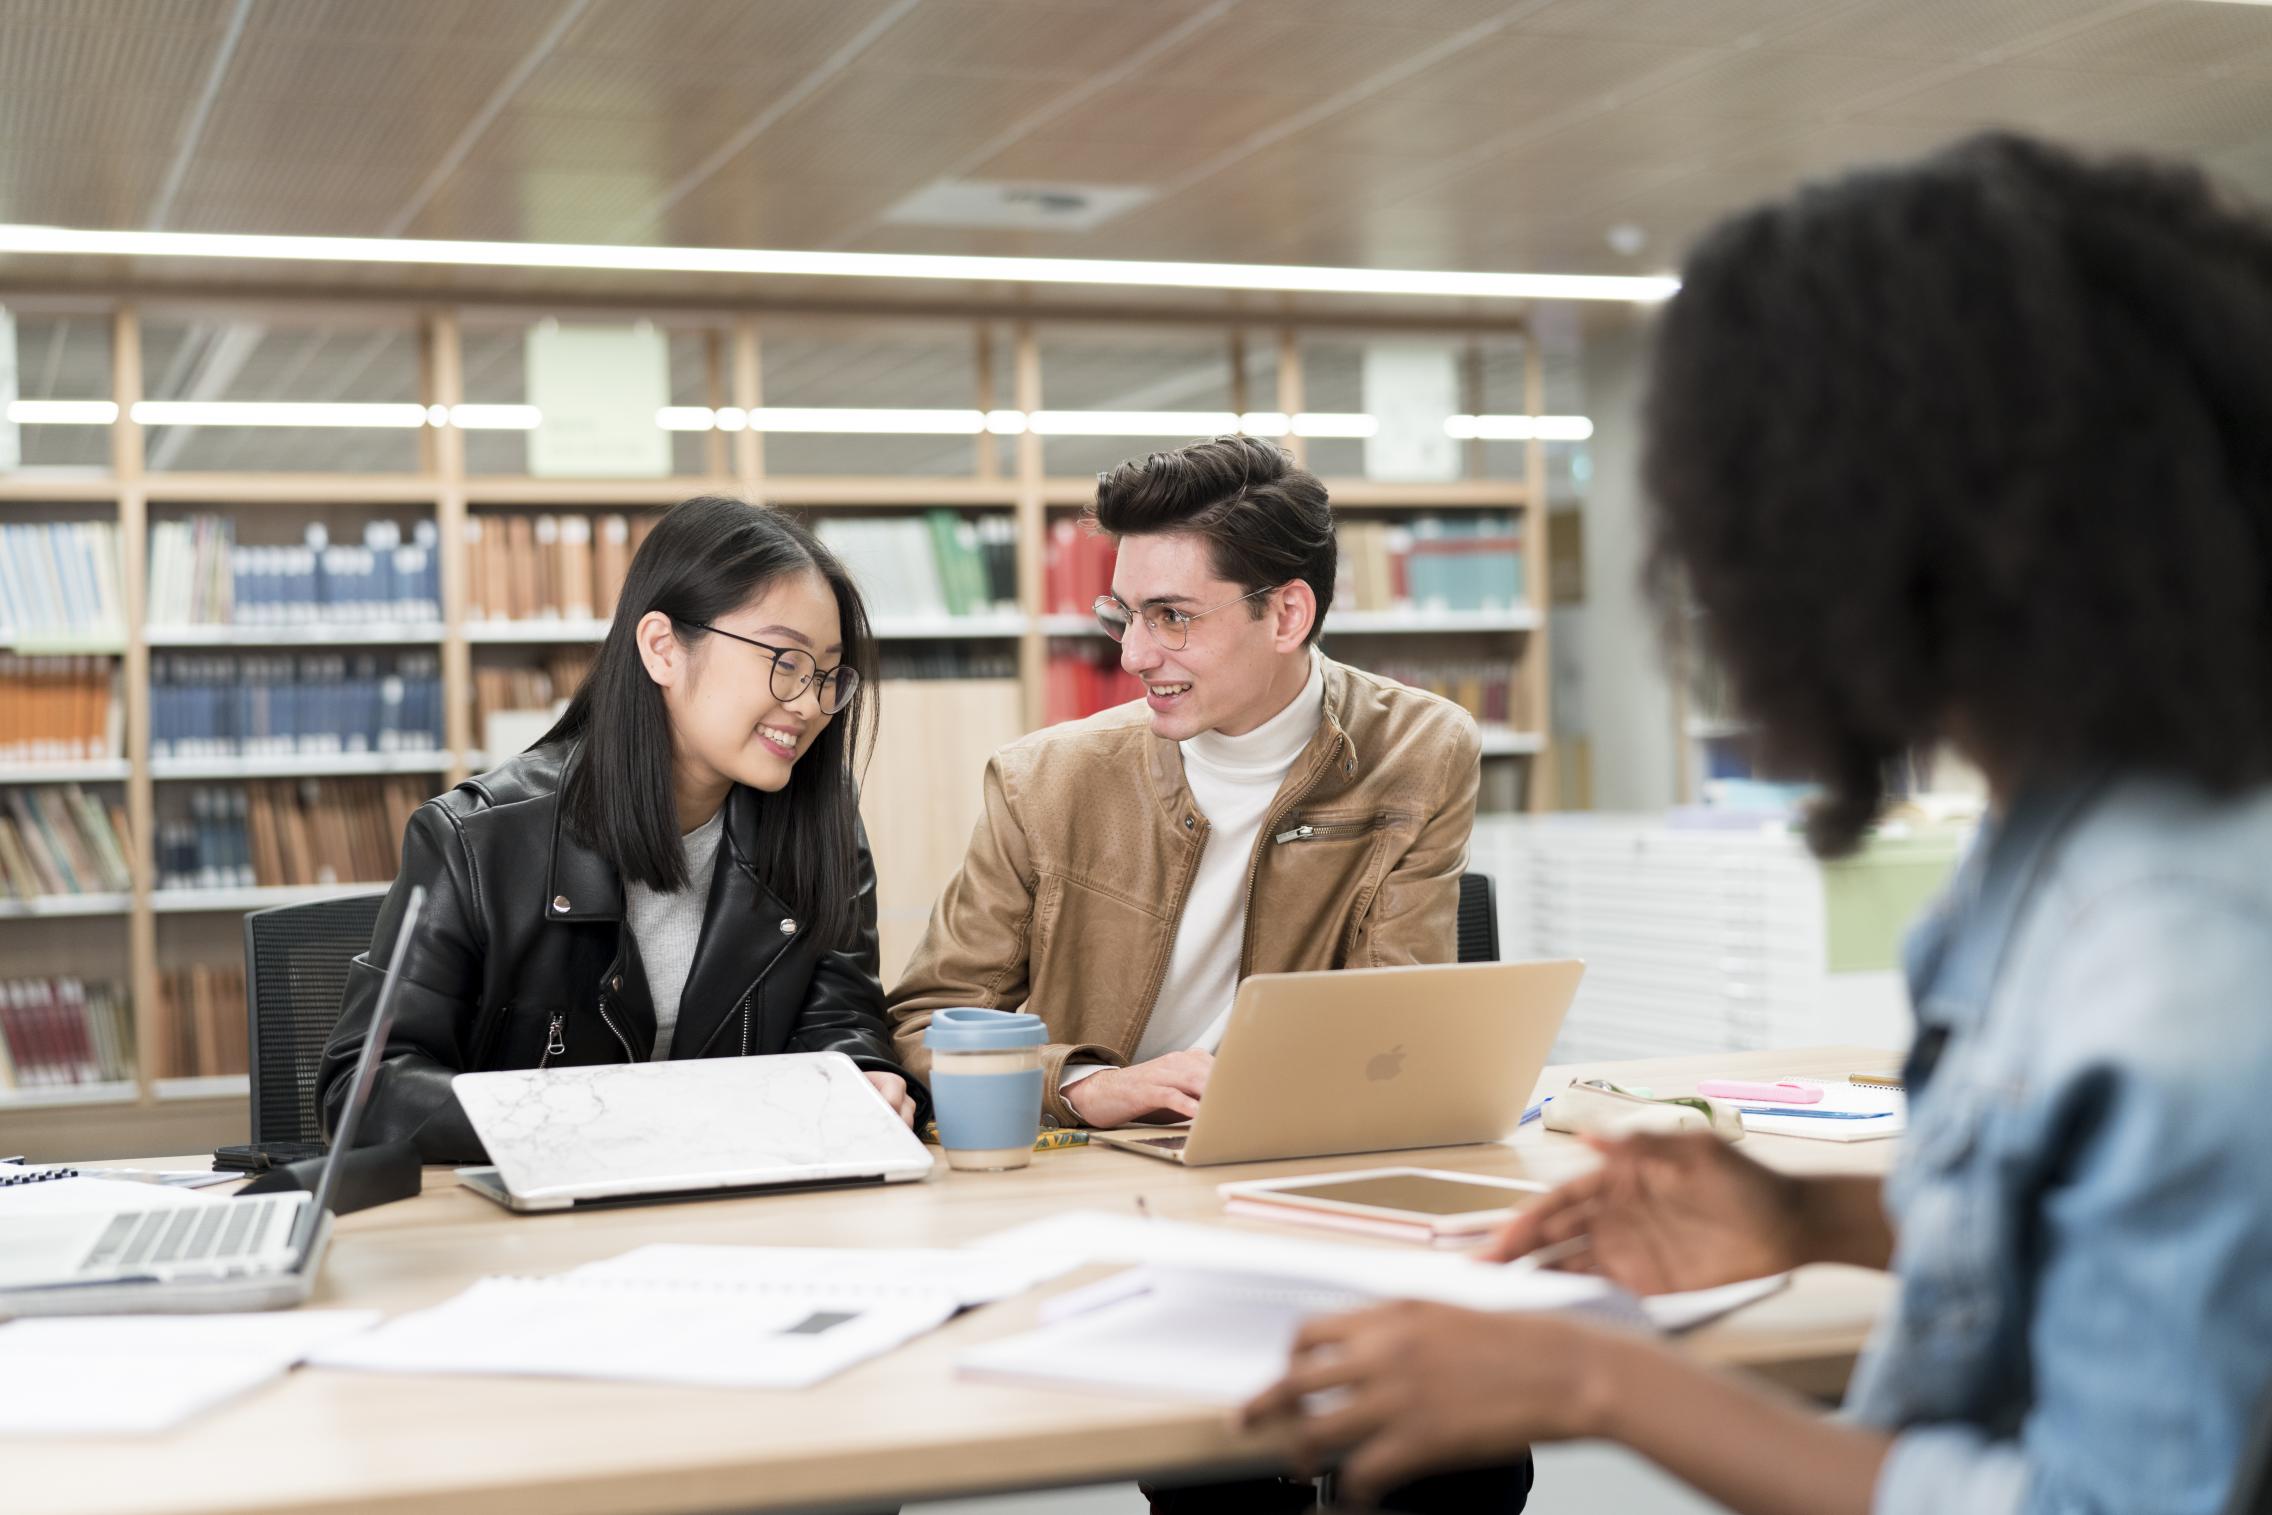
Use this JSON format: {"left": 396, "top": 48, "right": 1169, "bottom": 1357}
{"left": 318, "top": 496, "right": 919, "bottom": 1162}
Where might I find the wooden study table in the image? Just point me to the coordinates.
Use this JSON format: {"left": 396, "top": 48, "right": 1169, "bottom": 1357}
{"left": 12, "top": 1045, "right": 1901, "bottom": 1515}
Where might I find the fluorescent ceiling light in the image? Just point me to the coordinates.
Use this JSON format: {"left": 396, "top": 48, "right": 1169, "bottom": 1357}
{"left": 6, "top": 399, "right": 118, "bottom": 424}
{"left": 984, "top": 409, "right": 1028, "bottom": 435}
{"left": 1237, "top": 411, "right": 1291, "bottom": 437}
{"left": 448, "top": 404, "right": 542, "bottom": 430}
{"left": 1445, "top": 413, "right": 1594, "bottom": 441}
{"left": 656, "top": 406, "right": 716, "bottom": 431}
{"left": 748, "top": 407, "right": 986, "bottom": 434}
{"left": 1291, "top": 412, "right": 1380, "bottom": 439}
{"left": 1028, "top": 410, "right": 1239, "bottom": 436}
{"left": 0, "top": 223, "right": 1679, "bottom": 303}
{"left": 130, "top": 401, "right": 427, "bottom": 428}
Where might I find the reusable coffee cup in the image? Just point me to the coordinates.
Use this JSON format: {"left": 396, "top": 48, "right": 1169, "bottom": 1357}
{"left": 924, "top": 1007, "right": 1047, "bottom": 1171}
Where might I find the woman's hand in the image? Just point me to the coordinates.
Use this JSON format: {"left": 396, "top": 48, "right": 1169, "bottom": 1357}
{"left": 1482, "top": 1131, "right": 1811, "bottom": 1293}
{"left": 864, "top": 1070, "right": 918, "bottom": 1127}
{"left": 1239, "top": 1303, "right": 1627, "bottom": 1502}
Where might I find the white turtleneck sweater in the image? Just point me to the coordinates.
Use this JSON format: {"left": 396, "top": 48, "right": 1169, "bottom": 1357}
{"left": 1063, "top": 651, "right": 1326, "bottom": 1091}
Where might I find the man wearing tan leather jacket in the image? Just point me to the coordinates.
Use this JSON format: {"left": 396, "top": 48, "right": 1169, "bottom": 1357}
{"left": 888, "top": 434, "right": 1481, "bottom": 1135}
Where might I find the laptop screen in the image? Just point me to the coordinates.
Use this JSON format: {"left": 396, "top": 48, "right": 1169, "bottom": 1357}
{"left": 296, "top": 886, "right": 424, "bottom": 1258}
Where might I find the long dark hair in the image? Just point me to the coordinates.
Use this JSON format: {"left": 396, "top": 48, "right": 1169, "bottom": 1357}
{"left": 543, "top": 496, "right": 877, "bottom": 948}
{"left": 1643, "top": 132, "right": 2272, "bottom": 856}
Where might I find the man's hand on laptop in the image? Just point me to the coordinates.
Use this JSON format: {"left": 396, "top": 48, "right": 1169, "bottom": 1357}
{"left": 1062, "top": 1050, "right": 1213, "bottom": 1127}
{"left": 865, "top": 1071, "right": 919, "bottom": 1127}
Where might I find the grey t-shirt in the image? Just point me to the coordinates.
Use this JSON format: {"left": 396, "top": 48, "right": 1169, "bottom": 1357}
{"left": 623, "top": 806, "right": 725, "bottom": 1061}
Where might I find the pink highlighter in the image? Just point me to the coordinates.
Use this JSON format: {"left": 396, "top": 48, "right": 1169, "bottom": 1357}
{"left": 1695, "top": 1078, "right": 1824, "bottom": 1104}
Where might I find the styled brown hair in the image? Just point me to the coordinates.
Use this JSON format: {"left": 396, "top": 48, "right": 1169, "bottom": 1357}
{"left": 1089, "top": 435, "right": 1337, "bottom": 646}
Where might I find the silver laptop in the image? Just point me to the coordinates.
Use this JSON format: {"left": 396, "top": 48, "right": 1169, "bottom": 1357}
{"left": 451, "top": 1051, "right": 935, "bottom": 1213}
{"left": 1090, "top": 958, "right": 1583, "bottom": 1167}
{"left": 0, "top": 887, "right": 425, "bottom": 1316}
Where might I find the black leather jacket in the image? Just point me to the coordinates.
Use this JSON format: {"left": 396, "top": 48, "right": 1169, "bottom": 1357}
{"left": 318, "top": 745, "right": 914, "bottom": 1162}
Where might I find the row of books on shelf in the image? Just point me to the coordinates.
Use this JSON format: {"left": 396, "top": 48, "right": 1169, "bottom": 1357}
{"left": 878, "top": 645, "right": 1020, "bottom": 681}
{"left": 1044, "top": 519, "right": 1117, "bottom": 616}
{"left": 2, "top": 655, "right": 121, "bottom": 762}
{"left": 2, "top": 784, "right": 133, "bottom": 901}
{"left": 156, "top": 778, "right": 423, "bottom": 892}
{"left": 0, "top": 978, "right": 134, "bottom": 1089}
{"left": 464, "top": 512, "right": 654, "bottom": 624}
{"left": 815, "top": 513, "right": 1019, "bottom": 622}
{"left": 470, "top": 650, "right": 594, "bottom": 735}
{"left": 1334, "top": 517, "right": 1524, "bottom": 613}
{"left": 1, "top": 521, "right": 126, "bottom": 645}
{"left": 158, "top": 962, "right": 248, "bottom": 1080}
{"left": 1043, "top": 646, "right": 1145, "bottom": 725}
{"left": 1359, "top": 658, "right": 1524, "bottom": 728}
{"left": 150, "top": 517, "right": 442, "bottom": 627}
{"left": 152, "top": 653, "right": 443, "bottom": 759}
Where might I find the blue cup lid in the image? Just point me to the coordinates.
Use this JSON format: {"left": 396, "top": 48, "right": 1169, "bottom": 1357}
{"left": 924, "top": 1007, "right": 1046, "bottom": 1051}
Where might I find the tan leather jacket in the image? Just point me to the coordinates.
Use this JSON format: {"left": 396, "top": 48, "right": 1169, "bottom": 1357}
{"left": 888, "top": 656, "right": 1481, "bottom": 1125}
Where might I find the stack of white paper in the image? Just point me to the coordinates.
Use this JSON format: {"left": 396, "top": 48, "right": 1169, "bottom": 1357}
{"left": 957, "top": 1212, "right": 1786, "bottom": 1403}
{"left": 0, "top": 1312, "right": 381, "bottom": 1434}
{"left": 310, "top": 1244, "right": 1081, "bottom": 1390}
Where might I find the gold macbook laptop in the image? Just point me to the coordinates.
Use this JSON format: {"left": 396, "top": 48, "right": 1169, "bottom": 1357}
{"left": 1089, "top": 958, "right": 1584, "bottom": 1167}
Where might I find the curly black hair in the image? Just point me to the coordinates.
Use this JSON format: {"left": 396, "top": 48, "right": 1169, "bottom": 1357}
{"left": 1643, "top": 131, "right": 2272, "bottom": 856}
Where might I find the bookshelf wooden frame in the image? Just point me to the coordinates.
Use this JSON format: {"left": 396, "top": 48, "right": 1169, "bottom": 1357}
{"left": 0, "top": 299, "right": 1550, "bottom": 1152}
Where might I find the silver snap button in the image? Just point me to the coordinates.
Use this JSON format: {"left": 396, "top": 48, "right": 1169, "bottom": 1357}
{"left": 779, "top": 917, "right": 796, "bottom": 934}
{"left": 610, "top": 975, "right": 622, "bottom": 991}
{"left": 1183, "top": 814, "right": 1195, "bottom": 829}
{"left": 552, "top": 895, "right": 571, "bottom": 913}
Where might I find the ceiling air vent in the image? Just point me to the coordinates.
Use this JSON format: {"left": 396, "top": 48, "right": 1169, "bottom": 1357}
{"left": 881, "top": 179, "right": 1153, "bottom": 233}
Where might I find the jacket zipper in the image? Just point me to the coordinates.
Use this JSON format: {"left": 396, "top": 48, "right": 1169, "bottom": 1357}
{"left": 692, "top": 930, "right": 795, "bottom": 1061}
{"left": 597, "top": 994, "right": 637, "bottom": 1063}
{"left": 1120, "top": 735, "right": 1341, "bottom": 1055}
{"left": 538, "top": 999, "right": 637, "bottom": 1070}
{"left": 1271, "top": 816, "right": 1377, "bottom": 845}
{"left": 1236, "top": 739, "right": 1338, "bottom": 981}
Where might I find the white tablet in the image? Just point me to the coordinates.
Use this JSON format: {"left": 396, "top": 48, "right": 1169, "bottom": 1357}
{"left": 1216, "top": 1166, "right": 1549, "bottom": 1245}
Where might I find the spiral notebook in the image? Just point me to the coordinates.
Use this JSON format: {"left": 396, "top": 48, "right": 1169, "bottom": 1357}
{"left": 309, "top": 1244, "right": 1079, "bottom": 1389}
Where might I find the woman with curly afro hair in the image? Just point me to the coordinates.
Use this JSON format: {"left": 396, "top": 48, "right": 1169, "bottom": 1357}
{"left": 1243, "top": 133, "right": 2272, "bottom": 1515}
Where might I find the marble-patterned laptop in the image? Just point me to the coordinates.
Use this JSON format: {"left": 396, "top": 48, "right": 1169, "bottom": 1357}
{"left": 450, "top": 1052, "right": 934, "bottom": 1212}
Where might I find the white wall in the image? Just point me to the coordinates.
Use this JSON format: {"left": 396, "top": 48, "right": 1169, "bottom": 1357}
{"left": 1578, "top": 320, "right": 1681, "bottom": 813}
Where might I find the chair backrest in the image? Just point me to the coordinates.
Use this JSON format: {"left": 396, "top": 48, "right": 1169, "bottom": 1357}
{"left": 2228, "top": 1382, "right": 2272, "bottom": 1515}
{"left": 243, "top": 892, "right": 387, "bottom": 1145}
{"left": 1456, "top": 871, "right": 1498, "bottom": 964}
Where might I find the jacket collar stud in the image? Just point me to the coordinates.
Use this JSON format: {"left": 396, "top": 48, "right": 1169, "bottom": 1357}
{"left": 779, "top": 917, "right": 798, "bottom": 935}
{"left": 552, "top": 894, "right": 571, "bottom": 914}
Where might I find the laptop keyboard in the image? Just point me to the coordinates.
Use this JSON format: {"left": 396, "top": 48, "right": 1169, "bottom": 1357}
{"left": 77, "top": 1197, "right": 284, "bottom": 1275}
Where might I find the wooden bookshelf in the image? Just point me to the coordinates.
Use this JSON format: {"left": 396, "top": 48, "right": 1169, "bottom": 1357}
{"left": 0, "top": 302, "right": 1553, "bottom": 1155}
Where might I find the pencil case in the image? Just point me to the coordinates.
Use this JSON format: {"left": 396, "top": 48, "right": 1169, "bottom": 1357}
{"left": 1543, "top": 1078, "right": 1745, "bottom": 1141}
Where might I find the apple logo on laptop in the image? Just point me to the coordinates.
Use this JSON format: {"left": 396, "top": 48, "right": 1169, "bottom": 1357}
{"left": 1366, "top": 1045, "right": 1405, "bottom": 1082}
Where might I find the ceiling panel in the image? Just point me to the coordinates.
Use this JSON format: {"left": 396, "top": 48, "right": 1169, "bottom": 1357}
{"left": 0, "top": 0, "right": 2267, "bottom": 292}
{"left": 856, "top": 0, "right": 1229, "bottom": 81}
{"left": 1123, "top": 15, "right": 1470, "bottom": 93}
{"left": 1774, "top": 0, "right": 2147, "bottom": 61}
{"left": 0, "top": 8, "right": 227, "bottom": 91}
{"left": 247, "top": 0, "right": 569, "bottom": 45}
{"left": 559, "top": 0, "right": 901, "bottom": 68}
{"left": 2017, "top": 1, "right": 2272, "bottom": 76}
{"left": 1603, "top": 45, "right": 1952, "bottom": 123}
{"left": 1510, "top": 0, "right": 1872, "bottom": 48}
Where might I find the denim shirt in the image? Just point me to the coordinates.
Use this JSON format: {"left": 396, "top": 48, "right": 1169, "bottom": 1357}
{"left": 1844, "top": 775, "right": 2272, "bottom": 1515}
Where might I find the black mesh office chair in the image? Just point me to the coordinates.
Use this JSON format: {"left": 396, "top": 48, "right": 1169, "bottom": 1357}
{"left": 2229, "top": 1384, "right": 2272, "bottom": 1515}
{"left": 243, "top": 892, "right": 386, "bottom": 1145}
{"left": 1456, "top": 871, "right": 1498, "bottom": 964}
